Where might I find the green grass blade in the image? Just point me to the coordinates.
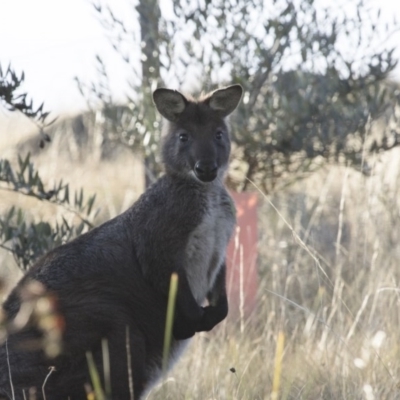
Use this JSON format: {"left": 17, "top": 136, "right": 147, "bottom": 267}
{"left": 101, "top": 338, "right": 111, "bottom": 398}
{"left": 162, "top": 272, "right": 178, "bottom": 375}
{"left": 86, "top": 351, "right": 105, "bottom": 400}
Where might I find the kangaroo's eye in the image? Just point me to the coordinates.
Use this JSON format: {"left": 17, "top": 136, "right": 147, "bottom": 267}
{"left": 216, "top": 130, "right": 223, "bottom": 140}
{"left": 179, "top": 133, "right": 188, "bottom": 142}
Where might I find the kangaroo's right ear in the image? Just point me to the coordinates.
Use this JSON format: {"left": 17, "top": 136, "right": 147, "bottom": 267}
{"left": 153, "top": 88, "right": 188, "bottom": 122}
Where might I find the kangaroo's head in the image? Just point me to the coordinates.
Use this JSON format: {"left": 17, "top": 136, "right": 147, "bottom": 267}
{"left": 153, "top": 85, "right": 243, "bottom": 183}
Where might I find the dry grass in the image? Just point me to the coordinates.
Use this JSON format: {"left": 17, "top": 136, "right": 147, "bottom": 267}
{"left": 148, "top": 153, "right": 400, "bottom": 400}
{"left": 2, "top": 115, "right": 400, "bottom": 399}
{"left": 0, "top": 113, "right": 144, "bottom": 287}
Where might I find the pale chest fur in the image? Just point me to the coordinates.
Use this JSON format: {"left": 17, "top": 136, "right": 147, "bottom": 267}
{"left": 185, "top": 190, "right": 235, "bottom": 304}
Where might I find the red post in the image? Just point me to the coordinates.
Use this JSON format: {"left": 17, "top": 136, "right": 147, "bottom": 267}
{"left": 226, "top": 192, "right": 258, "bottom": 319}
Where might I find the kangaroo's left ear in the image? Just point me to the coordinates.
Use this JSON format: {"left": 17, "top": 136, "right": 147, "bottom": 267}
{"left": 207, "top": 85, "right": 243, "bottom": 118}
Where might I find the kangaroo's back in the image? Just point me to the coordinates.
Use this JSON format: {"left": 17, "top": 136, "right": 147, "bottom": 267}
{"left": 0, "top": 84, "right": 243, "bottom": 400}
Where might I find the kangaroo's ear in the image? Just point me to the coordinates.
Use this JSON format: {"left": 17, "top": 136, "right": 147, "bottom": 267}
{"left": 153, "top": 88, "right": 188, "bottom": 122}
{"left": 208, "top": 84, "right": 243, "bottom": 118}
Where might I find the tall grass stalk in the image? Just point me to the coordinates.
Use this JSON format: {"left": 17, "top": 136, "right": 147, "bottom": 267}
{"left": 5, "top": 339, "right": 15, "bottom": 400}
{"left": 239, "top": 244, "right": 244, "bottom": 334}
{"left": 126, "top": 325, "right": 134, "bottom": 400}
{"left": 101, "top": 338, "right": 111, "bottom": 398}
{"left": 41, "top": 366, "right": 55, "bottom": 400}
{"left": 162, "top": 273, "right": 178, "bottom": 375}
{"left": 86, "top": 351, "right": 105, "bottom": 400}
{"left": 271, "top": 331, "right": 285, "bottom": 400}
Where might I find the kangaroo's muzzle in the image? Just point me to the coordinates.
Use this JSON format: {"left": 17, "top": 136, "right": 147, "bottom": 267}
{"left": 194, "top": 161, "right": 218, "bottom": 182}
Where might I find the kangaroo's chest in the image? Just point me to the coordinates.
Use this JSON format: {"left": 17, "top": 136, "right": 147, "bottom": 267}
{"left": 185, "top": 194, "right": 235, "bottom": 303}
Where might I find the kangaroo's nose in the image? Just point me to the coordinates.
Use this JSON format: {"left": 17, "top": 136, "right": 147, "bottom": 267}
{"left": 194, "top": 161, "right": 218, "bottom": 182}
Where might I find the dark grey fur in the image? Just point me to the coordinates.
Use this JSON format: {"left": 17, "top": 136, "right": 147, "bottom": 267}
{"left": 0, "top": 84, "right": 243, "bottom": 399}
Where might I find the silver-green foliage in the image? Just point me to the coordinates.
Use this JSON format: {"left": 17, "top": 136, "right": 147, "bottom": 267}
{"left": 0, "top": 65, "right": 96, "bottom": 270}
{"left": 83, "top": 0, "right": 399, "bottom": 192}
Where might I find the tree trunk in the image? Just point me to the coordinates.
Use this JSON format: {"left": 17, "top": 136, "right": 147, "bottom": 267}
{"left": 137, "top": 0, "right": 162, "bottom": 188}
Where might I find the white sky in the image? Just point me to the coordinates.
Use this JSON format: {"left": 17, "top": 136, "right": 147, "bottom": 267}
{"left": 1, "top": 0, "right": 399, "bottom": 117}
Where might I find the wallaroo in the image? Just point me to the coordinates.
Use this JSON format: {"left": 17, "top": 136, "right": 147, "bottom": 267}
{"left": 0, "top": 84, "right": 243, "bottom": 399}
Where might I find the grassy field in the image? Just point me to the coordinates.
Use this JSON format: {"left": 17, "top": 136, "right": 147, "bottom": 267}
{"left": 148, "top": 159, "right": 400, "bottom": 400}
{"left": 1, "top": 115, "right": 400, "bottom": 399}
